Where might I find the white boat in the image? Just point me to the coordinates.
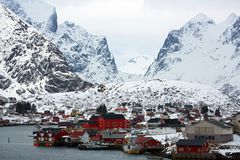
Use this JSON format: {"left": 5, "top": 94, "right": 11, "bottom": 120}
{"left": 78, "top": 141, "right": 109, "bottom": 150}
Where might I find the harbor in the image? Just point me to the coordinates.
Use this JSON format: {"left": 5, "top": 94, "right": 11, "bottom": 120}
{"left": 0, "top": 125, "right": 169, "bottom": 160}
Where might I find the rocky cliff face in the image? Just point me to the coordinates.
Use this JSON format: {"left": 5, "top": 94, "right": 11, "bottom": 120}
{"left": 145, "top": 13, "right": 240, "bottom": 102}
{"left": 0, "top": 0, "right": 118, "bottom": 84}
{"left": 48, "top": 21, "right": 118, "bottom": 84}
{"left": 0, "top": 4, "right": 91, "bottom": 97}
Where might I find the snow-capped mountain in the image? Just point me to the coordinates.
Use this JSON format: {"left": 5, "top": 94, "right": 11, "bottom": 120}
{"left": 48, "top": 21, "right": 118, "bottom": 84}
{"left": 0, "top": 0, "right": 118, "bottom": 84}
{"left": 145, "top": 13, "right": 240, "bottom": 101}
{"left": 0, "top": 4, "right": 91, "bottom": 97}
{"left": 0, "top": 0, "right": 57, "bottom": 33}
{"left": 119, "top": 56, "right": 154, "bottom": 75}
{"left": 28, "top": 79, "right": 236, "bottom": 117}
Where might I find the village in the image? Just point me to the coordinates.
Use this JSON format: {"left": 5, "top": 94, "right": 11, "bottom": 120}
{"left": 1, "top": 95, "right": 240, "bottom": 160}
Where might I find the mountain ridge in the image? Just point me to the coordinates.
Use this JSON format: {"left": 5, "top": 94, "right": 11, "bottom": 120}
{"left": 145, "top": 13, "right": 240, "bottom": 102}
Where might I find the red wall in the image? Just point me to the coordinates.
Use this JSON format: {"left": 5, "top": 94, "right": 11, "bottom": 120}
{"left": 177, "top": 143, "right": 209, "bottom": 153}
{"left": 54, "top": 130, "right": 69, "bottom": 142}
{"left": 84, "top": 116, "right": 130, "bottom": 130}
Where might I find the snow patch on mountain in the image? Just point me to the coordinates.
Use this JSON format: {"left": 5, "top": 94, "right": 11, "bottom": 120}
{"left": 119, "top": 56, "right": 154, "bottom": 75}
{"left": 0, "top": 0, "right": 57, "bottom": 33}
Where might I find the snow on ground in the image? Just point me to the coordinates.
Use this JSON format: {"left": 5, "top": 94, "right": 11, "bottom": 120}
{"left": 27, "top": 79, "right": 236, "bottom": 117}
{"left": 213, "top": 134, "right": 240, "bottom": 156}
{"left": 224, "top": 134, "right": 240, "bottom": 146}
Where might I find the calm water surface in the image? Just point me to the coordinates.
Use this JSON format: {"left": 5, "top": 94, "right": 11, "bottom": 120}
{"left": 0, "top": 126, "right": 168, "bottom": 160}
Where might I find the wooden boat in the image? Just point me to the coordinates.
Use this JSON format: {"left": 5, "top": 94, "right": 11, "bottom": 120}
{"left": 122, "top": 144, "right": 143, "bottom": 154}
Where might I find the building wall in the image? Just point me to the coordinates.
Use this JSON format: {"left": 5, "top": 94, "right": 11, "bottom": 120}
{"left": 177, "top": 145, "right": 209, "bottom": 153}
{"left": 186, "top": 121, "right": 233, "bottom": 135}
{"left": 186, "top": 121, "right": 233, "bottom": 143}
{"left": 231, "top": 115, "right": 240, "bottom": 133}
{"left": 143, "top": 139, "right": 161, "bottom": 149}
{"left": 187, "top": 133, "right": 233, "bottom": 143}
{"left": 0, "top": 108, "right": 3, "bottom": 115}
{"left": 98, "top": 118, "right": 130, "bottom": 130}
{"left": 148, "top": 127, "right": 176, "bottom": 135}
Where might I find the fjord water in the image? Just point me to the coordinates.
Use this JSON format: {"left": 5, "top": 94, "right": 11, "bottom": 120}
{"left": 0, "top": 126, "right": 166, "bottom": 160}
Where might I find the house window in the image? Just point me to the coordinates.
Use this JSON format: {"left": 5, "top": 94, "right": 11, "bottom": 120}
{"left": 178, "top": 147, "right": 184, "bottom": 151}
{"left": 49, "top": 138, "right": 52, "bottom": 142}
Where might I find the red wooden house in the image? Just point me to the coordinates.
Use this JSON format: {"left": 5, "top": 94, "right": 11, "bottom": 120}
{"left": 176, "top": 139, "right": 209, "bottom": 154}
{"left": 135, "top": 136, "right": 162, "bottom": 150}
{"left": 34, "top": 128, "right": 69, "bottom": 147}
{"left": 115, "top": 108, "right": 128, "bottom": 114}
{"left": 82, "top": 113, "right": 130, "bottom": 130}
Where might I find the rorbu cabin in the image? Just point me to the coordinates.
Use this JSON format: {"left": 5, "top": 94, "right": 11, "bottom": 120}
{"left": 135, "top": 136, "right": 163, "bottom": 151}
{"left": 174, "top": 139, "right": 216, "bottom": 160}
{"left": 176, "top": 139, "right": 209, "bottom": 154}
{"left": 34, "top": 128, "right": 68, "bottom": 147}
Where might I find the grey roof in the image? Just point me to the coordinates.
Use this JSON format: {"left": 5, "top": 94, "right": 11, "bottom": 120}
{"left": 207, "top": 119, "right": 232, "bottom": 129}
{"left": 147, "top": 118, "right": 161, "bottom": 123}
{"left": 42, "top": 128, "right": 61, "bottom": 134}
{"left": 176, "top": 139, "right": 206, "bottom": 146}
{"left": 102, "top": 113, "right": 125, "bottom": 119}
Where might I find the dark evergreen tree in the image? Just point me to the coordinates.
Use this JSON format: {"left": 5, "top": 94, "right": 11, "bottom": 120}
{"left": 16, "top": 101, "right": 34, "bottom": 115}
{"left": 96, "top": 104, "right": 107, "bottom": 115}
{"left": 31, "top": 104, "right": 37, "bottom": 113}
{"left": 201, "top": 105, "right": 209, "bottom": 114}
{"left": 215, "top": 108, "right": 221, "bottom": 117}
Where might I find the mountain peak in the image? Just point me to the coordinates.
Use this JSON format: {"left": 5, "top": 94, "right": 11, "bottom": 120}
{"left": 189, "top": 13, "right": 215, "bottom": 24}
{"left": 0, "top": 3, "right": 92, "bottom": 97}
{"left": 226, "top": 13, "right": 239, "bottom": 24}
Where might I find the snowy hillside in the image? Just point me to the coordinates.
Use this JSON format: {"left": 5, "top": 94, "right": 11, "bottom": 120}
{"left": 48, "top": 21, "right": 118, "bottom": 84}
{"left": 28, "top": 79, "right": 236, "bottom": 117}
{"left": 0, "top": 0, "right": 57, "bottom": 33}
{"left": 145, "top": 13, "right": 240, "bottom": 101}
{"left": 0, "top": 4, "right": 91, "bottom": 98}
{"left": 119, "top": 56, "right": 154, "bottom": 75}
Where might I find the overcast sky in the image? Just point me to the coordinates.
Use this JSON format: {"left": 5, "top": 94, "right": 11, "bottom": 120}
{"left": 43, "top": 0, "right": 240, "bottom": 67}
